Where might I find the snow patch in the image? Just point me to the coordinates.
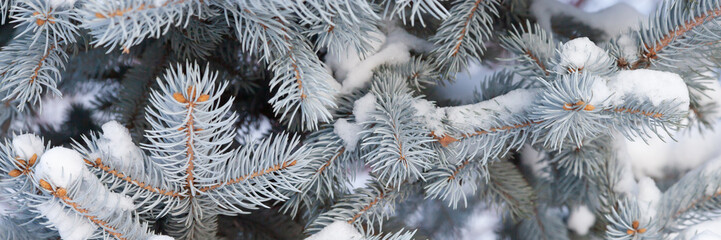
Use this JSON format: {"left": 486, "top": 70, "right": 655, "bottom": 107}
{"left": 148, "top": 235, "right": 175, "bottom": 240}
{"left": 49, "top": 0, "right": 76, "bottom": 8}
{"left": 703, "top": 156, "right": 721, "bottom": 177}
{"left": 690, "top": 231, "right": 721, "bottom": 240}
{"left": 325, "top": 31, "right": 385, "bottom": 81}
{"left": 34, "top": 147, "right": 85, "bottom": 188}
{"left": 675, "top": 217, "right": 721, "bottom": 240}
{"left": 37, "top": 200, "right": 96, "bottom": 240}
{"left": 306, "top": 221, "right": 363, "bottom": 240}
{"left": 340, "top": 42, "right": 411, "bottom": 93}
{"left": 334, "top": 119, "right": 362, "bottom": 152}
{"left": 567, "top": 205, "right": 595, "bottom": 235}
{"left": 613, "top": 137, "right": 638, "bottom": 196}
{"left": 98, "top": 121, "right": 143, "bottom": 170}
{"left": 588, "top": 76, "right": 613, "bottom": 106}
{"left": 353, "top": 93, "right": 377, "bottom": 123}
{"left": 636, "top": 177, "right": 661, "bottom": 218}
{"left": 460, "top": 207, "right": 500, "bottom": 240}
{"left": 327, "top": 24, "right": 433, "bottom": 94}
{"left": 413, "top": 99, "right": 445, "bottom": 135}
{"left": 152, "top": 0, "right": 167, "bottom": 7}
{"left": 607, "top": 69, "right": 690, "bottom": 111}
{"left": 444, "top": 89, "right": 537, "bottom": 133}
{"left": 557, "top": 37, "right": 611, "bottom": 72}
{"left": 34, "top": 147, "right": 136, "bottom": 211}
{"left": 622, "top": 123, "right": 721, "bottom": 179}
{"left": 616, "top": 34, "right": 639, "bottom": 62}
{"left": 12, "top": 134, "right": 44, "bottom": 160}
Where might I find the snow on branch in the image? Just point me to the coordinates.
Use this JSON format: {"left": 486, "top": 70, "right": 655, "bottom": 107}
{"left": 73, "top": 121, "right": 185, "bottom": 216}
{"left": 33, "top": 147, "right": 166, "bottom": 240}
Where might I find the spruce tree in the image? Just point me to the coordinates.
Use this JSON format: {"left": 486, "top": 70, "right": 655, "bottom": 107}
{"left": 0, "top": 0, "right": 720, "bottom": 239}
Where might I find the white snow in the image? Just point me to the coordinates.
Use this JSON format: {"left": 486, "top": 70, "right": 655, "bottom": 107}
{"left": 459, "top": 207, "right": 500, "bottom": 240}
{"left": 97, "top": 121, "right": 144, "bottom": 170}
{"left": 616, "top": 34, "right": 639, "bottom": 62}
{"left": 34, "top": 147, "right": 136, "bottom": 211}
{"left": 588, "top": 76, "right": 614, "bottom": 105}
{"left": 325, "top": 31, "right": 385, "bottom": 81}
{"left": 411, "top": 88, "right": 538, "bottom": 135}
{"left": 333, "top": 118, "right": 363, "bottom": 152}
{"left": 327, "top": 24, "right": 433, "bottom": 94}
{"left": 152, "top": 0, "right": 167, "bottom": 7}
{"left": 12, "top": 134, "right": 44, "bottom": 160}
{"left": 412, "top": 99, "right": 445, "bottom": 135}
{"left": 690, "top": 231, "right": 721, "bottom": 240}
{"left": 353, "top": 93, "right": 377, "bottom": 123}
{"left": 619, "top": 75, "right": 721, "bottom": 179}
{"left": 444, "top": 89, "right": 537, "bottom": 133}
{"left": 567, "top": 205, "right": 595, "bottom": 235}
{"left": 37, "top": 200, "right": 96, "bottom": 240}
{"left": 556, "top": 37, "right": 611, "bottom": 72}
{"left": 340, "top": 42, "right": 411, "bottom": 93}
{"left": 30, "top": 81, "right": 108, "bottom": 133}
{"left": 49, "top": 0, "right": 76, "bottom": 8}
{"left": 636, "top": 177, "right": 661, "bottom": 218}
{"left": 607, "top": 69, "right": 690, "bottom": 111}
{"left": 612, "top": 136, "right": 639, "bottom": 196}
{"left": 34, "top": 147, "right": 86, "bottom": 188}
{"left": 675, "top": 217, "right": 721, "bottom": 240}
{"left": 623, "top": 127, "right": 721, "bottom": 178}
{"left": 703, "top": 156, "right": 721, "bottom": 177}
{"left": 578, "top": 0, "right": 659, "bottom": 15}
{"left": 306, "top": 221, "right": 363, "bottom": 240}
{"left": 348, "top": 165, "right": 373, "bottom": 191}
{"left": 95, "top": 178, "right": 136, "bottom": 211}
{"left": 148, "top": 235, "right": 175, "bottom": 240}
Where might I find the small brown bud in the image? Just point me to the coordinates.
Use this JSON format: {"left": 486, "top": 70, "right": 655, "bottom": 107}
{"left": 39, "top": 179, "right": 52, "bottom": 190}
{"left": 28, "top": 154, "right": 37, "bottom": 166}
{"left": 8, "top": 169, "right": 22, "bottom": 177}
{"left": 197, "top": 94, "right": 210, "bottom": 102}
{"left": 173, "top": 93, "right": 187, "bottom": 103}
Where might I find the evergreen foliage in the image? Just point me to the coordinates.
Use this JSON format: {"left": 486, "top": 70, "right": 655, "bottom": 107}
{"left": 0, "top": 0, "right": 720, "bottom": 239}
